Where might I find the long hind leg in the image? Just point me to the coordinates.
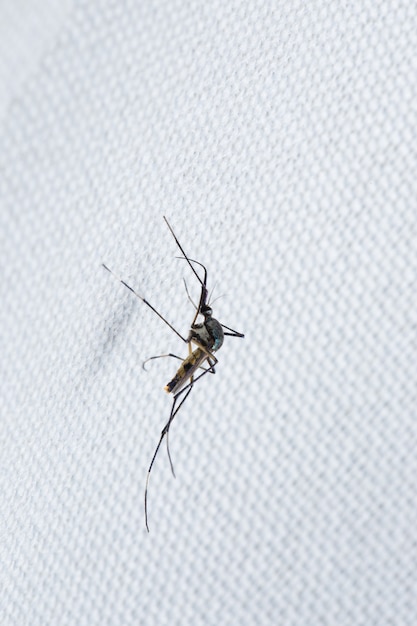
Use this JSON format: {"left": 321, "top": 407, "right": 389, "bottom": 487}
{"left": 144, "top": 359, "right": 216, "bottom": 532}
{"left": 145, "top": 385, "right": 193, "bottom": 532}
{"left": 142, "top": 352, "right": 215, "bottom": 375}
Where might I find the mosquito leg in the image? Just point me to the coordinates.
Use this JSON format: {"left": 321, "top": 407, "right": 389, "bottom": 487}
{"left": 221, "top": 322, "right": 245, "bottom": 338}
{"left": 144, "top": 359, "right": 217, "bottom": 532}
{"left": 164, "top": 387, "right": 194, "bottom": 477}
{"left": 142, "top": 353, "right": 184, "bottom": 370}
{"left": 102, "top": 263, "right": 188, "bottom": 343}
{"left": 142, "top": 353, "right": 215, "bottom": 375}
{"left": 144, "top": 385, "right": 193, "bottom": 532}
{"left": 163, "top": 217, "right": 206, "bottom": 289}
{"left": 163, "top": 386, "right": 194, "bottom": 476}
{"left": 164, "top": 359, "right": 216, "bottom": 481}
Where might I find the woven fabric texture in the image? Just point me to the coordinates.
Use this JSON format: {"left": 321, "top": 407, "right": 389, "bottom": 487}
{"left": 1, "top": 2, "right": 416, "bottom": 625}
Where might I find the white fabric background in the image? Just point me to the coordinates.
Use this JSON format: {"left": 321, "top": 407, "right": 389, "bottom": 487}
{"left": 1, "top": 1, "right": 416, "bottom": 625}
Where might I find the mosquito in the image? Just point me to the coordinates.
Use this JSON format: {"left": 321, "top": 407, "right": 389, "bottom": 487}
{"left": 102, "top": 216, "right": 244, "bottom": 531}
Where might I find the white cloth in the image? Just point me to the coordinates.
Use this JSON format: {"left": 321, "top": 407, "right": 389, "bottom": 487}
{"left": 1, "top": 1, "right": 416, "bottom": 625}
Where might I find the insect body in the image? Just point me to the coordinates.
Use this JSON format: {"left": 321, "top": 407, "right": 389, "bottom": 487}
{"left": 103, "top": 217, "right": 244, "bottom": 531}
{"left": 165, "top": 346, "right": 211, "bottom": 394}
{"left": 164, "top": 302, "right": 223, "bottom": 393}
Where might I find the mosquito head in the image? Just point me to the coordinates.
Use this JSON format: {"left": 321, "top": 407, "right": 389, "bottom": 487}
{"left": 201, "top": 304, "right": 213, "bottom": 319}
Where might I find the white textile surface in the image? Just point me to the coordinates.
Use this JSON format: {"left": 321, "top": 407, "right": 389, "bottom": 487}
{"left": 1, "top": 1, "right": 416, "bottom": 625}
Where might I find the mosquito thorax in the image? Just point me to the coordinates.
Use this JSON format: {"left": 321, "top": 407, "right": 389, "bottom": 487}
{"left": 188, "top": 315, "right": 224, "bottom": 352}
{"left": 206, "top": 317, "right": 224, "bottom": 351}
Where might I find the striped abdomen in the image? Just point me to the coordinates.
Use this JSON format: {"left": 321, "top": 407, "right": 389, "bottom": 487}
{"left": 164, "top": 347, "right": 207, "bottom": 395}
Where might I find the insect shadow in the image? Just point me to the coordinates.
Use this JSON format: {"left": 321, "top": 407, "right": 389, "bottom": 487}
{"left": 103, "top": 216, "right": 244, "bottom": 531}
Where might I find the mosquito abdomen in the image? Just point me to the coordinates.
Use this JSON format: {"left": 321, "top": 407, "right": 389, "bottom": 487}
{"left": 164, "top": 347, "right": 205, "bottom": 394}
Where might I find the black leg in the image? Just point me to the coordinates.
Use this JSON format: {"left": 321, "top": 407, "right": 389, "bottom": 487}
{"left": 142, "top": 352, "right": 216, "bottom": 375}
{"left": 142, "top": 353, "right": 184, "bottom": 371}
{"left": 102, "top": 263, "right": 188, "bottom": 343}
{"left": 144, "top": 358, "right": 216, "bottom": 532}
